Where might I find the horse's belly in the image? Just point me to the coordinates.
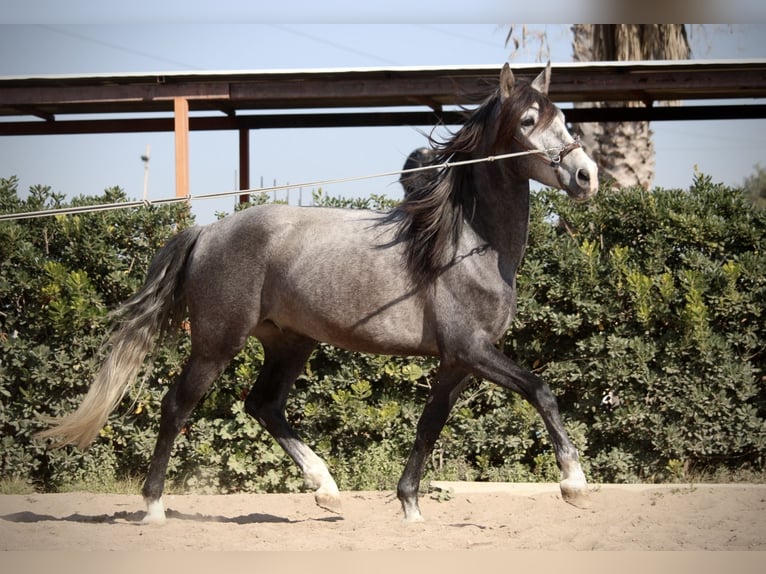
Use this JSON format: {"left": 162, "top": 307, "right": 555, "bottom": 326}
{"left": 266, "top": 286, "right": 435, "bottom": 356}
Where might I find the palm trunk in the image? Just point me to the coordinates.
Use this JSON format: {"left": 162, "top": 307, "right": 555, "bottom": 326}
{"left": 571, "top": 25, "right": 689, "bottom": 190}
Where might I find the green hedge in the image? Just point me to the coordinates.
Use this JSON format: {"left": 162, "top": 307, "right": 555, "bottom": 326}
{"left": 1, "top": 172, "right": 764, "bottom": 493}
{"left": 511, "top": 172, "right": 765, "bottom": 482}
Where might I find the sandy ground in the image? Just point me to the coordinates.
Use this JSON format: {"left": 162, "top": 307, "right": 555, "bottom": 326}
{"left": 1, "top": 482, "right": 765, "bottom": 551}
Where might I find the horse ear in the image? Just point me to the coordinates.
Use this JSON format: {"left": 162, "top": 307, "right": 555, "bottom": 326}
{"left": 531, "top": 61, "right": 551, "bottom": 94}
{"left": 499, "top": 63, "right": 514, "bottom": 100}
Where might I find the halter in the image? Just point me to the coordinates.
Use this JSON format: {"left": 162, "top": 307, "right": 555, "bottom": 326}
{"left": 513, "top": 135, "right": 583, "bottom": 189}
{"left": 546, "top": 138, "right": 583, "bottom": 166}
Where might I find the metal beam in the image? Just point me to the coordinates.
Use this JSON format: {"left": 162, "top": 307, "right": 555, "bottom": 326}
{"left": 2, "top": 104, "right": 765, "bottom": 136}
{"left": 2, "top": 61, "right": 765, "bottom": 122}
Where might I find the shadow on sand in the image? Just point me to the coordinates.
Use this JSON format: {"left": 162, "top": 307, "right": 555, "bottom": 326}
{"left": 1, "top": 507, "right": 343, "bottom": 526}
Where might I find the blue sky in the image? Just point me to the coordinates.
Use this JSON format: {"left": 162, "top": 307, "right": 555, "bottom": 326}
{"left": 1, "top": 22, "right": 765, "bottom": 224}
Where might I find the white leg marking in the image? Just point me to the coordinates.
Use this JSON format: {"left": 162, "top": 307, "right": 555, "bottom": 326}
{"left": 402, "top": 508, "right": 425, "bottom": 524}
{"left": 561, "top": 459, "right": 587, "bottom": 488}
{"left": 142, "top": 497, "right": 166, "bottom": 525}
{"left": 304, "top": 457, "right": 342, "bottom": 513}
{"left": 559, "top": 459, "right": 591, "bottom": 509}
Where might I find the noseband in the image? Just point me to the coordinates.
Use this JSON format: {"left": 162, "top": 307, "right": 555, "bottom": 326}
{"left": 513, "top": 135, "right": 583, "bottom": 189}
{"left": 545, "top": 138, "right": 582, "bottom": 167}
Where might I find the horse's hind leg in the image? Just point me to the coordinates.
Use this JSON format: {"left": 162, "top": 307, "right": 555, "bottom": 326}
{"left": 141, "top": 349, "right": 239, "bottom": 524}
{"left": 398, "top": 366, "right": 471, "bottom": 522}
{"left": 244, "top": 333, "right": 342, "bottom": 512}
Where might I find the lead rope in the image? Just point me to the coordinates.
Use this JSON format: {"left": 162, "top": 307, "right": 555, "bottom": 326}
{"left": 0, "top": 145, "right": 573, "bottom": 222}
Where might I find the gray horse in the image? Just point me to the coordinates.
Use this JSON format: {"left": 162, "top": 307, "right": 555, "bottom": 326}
{"left": 39, "top": 63, "right": 597, "bottom": 524}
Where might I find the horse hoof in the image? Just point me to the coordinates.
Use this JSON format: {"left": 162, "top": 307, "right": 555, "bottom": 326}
{"left": 560, "top": 484, "right": 592, "bottom": 509}
{"left": 403, "top": 512, "right": 425, "bottom": 524}
{"left": 315, "top": 490, "right": 343, "bottom": 514}
{"left": 141, "top": 513, "right": 167, "bottom": 525}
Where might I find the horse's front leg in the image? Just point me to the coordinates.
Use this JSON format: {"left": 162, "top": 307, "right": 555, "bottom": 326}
{"left": 398, "top": 366, "right": 470, "bottom": 522}
{"left": 465, "top": 343, "right": 590, "bottom": 508}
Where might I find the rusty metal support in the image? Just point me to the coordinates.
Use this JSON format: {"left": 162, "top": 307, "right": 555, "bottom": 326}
{"left": 174, "top": 97, "right": 189, "bottom": 199}
{"left": 238, "top": 127, "right": 250, "bottom": 204}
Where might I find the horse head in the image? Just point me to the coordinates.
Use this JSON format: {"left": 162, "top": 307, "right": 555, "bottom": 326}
{"left": 498, "top": 62, "right": 598, "bottom": 201}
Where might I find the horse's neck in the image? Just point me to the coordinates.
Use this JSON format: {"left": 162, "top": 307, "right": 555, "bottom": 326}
{"left": 469, "top": 169, "right": 531, "bottom": 273}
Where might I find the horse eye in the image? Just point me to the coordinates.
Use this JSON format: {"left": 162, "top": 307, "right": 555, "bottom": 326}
{"left": 521, "top": 116, "right": 535, "bottom": 128}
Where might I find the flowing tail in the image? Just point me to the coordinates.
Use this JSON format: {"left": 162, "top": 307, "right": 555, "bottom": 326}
{"left": 36, "top": 226, "right": 203, "bottom": 450}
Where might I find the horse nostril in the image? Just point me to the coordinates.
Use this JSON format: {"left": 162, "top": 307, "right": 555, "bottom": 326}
{"left": 576, "top": 168, "right": 590, "bottom": 185}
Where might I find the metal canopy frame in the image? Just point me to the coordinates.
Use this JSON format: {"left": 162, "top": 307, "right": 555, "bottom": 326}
{"left": 2, "top": 59, "right": 765, "bottom": 198}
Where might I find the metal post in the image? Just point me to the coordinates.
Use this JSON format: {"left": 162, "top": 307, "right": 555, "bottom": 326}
{"left": 238, "top": 127, "right": 250, "bottom": 204}
{"left": 174, "top": 97, "right": 189, "bottom": 199}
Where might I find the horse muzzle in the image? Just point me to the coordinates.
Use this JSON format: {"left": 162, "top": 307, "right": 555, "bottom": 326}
{"left": 560, "top": 148, "right": 598, "bottom": 201}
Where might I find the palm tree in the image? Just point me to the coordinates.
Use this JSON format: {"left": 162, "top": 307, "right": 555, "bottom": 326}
{"left": 571, "top": 25, "right": 690, "bottom": 190}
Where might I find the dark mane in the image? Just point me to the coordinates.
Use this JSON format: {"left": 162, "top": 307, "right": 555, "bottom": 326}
{"left": 384, "top": 78, "right": 557, "bottom": 287}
